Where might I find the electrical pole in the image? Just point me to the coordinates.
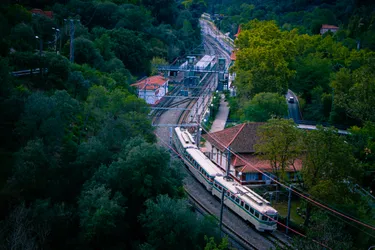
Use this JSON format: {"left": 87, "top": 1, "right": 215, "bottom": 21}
{"left": 219, "top": 146, "right": 231, "bottom": 234}
{"left": 69, "top": 19, "right": 75, "bottom": 63}
{"left": 196, "top": 114, "right": 201, "bottom": 148}
{"left": 286, "top": 184, "right": 292, "bottom": 235}
{"left": 64, "top": 19, "right": 79, "bottom": 63}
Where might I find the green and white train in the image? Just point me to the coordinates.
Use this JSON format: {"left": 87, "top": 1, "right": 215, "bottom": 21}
{"left": 173, "top": 127, "right": 278, "bottom": 232}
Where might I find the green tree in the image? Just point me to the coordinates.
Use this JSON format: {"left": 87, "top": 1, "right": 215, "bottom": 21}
{"left": 301, "top": 126, "right": 360, "bottom": 225}
{"left": 66, "top": 71, "right": 90, "bottom": 99}
{"left": 109, "top": 28, "right": 150, "bottom": 74}
{"left": 75, "top": 137, "right": 111, "bottom": 180}
{"left": 233, "top": 20, "right": 296, "bottom": 100}
{"left": 242, "top": 92, "right": 288, "bottom": 122}
{"left": 74, "top": 37, "right": 104, "bottom": 68}
{"left": 44, "top": 52, "right": 71, "bottom": 90}
{"left": 6, "top": 139, "right": 53, "bottom": 201}
{"left": 94, "top": 33, "right": 115, "bottom": 61}
{"left": 78, "top": 184, "right": 125, "bottom": 246}
{"left": 293, "top": 212, "right": 353, "bottom": 250}
{"left": 150, "top": 56, "right": 168, "bottom": 75}
{"left": 255, "top": 118, "right": 303, "bottom": 181}
{"left": 139, "top": 195, "right": 220, "bottom": 250}
{"left": 9, "top": 23, "right": 35, "bottom": 52}
{"left": 204, "top": 236, "right": 230, "bottom": 250}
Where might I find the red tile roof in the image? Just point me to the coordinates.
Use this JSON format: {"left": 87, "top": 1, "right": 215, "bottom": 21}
{"left": 231, "top": 154, "right": 303, "bottom": 173}
{"left": 131, "top": 75, "right": 168, "bottom": 90}
{"left": 202, "top": 122, "right": 265, "bottom": 153}
{"left": 321, "top": 24, "right": 339, "bottom": 29}
{"left": 31, "top": 9, "right": 53, "bottom": 19}
{"left": 234, "top": 25, "right": 241, "bottom": 37}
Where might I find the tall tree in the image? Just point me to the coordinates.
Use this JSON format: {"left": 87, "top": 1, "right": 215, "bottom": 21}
{"left": 78, "top": 184, "right": 125, "bottom": 247}
{"left": 255, "top": 118, "right": 303, "bottom": 180}
{"left": 233, "top": 20, "right": 296, "bottom": 100}
{"left": 242, "top": 92, "right": 288, "bottom": 122}
{"left": 301, "top": 126, "right": 360, "bottom": 225}
{"left": 139, "top": 195, "right": 220, "bottom": 250}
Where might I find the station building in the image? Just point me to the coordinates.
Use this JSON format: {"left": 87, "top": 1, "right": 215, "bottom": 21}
{"left": 131, "top": 75, "right": 168, "bottom": 105}
{"left": 203, "top": 123, "right": 302, "bottom": 185}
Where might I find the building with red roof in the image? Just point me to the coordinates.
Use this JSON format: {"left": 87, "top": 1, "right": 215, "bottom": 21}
{"left": 30, "top": 9, "right": 54, "bottom": 19}
{"left": 234, "top": 25, "right": 241, "bottom": 38}
{"left": 131, "top": 75, "right": 169, "bottom": 105}
{"left": 320, "top": 24, "right": 339, "bottom": 35}
{"left": 202, "top": 123, "right": 302, "bottom": 185}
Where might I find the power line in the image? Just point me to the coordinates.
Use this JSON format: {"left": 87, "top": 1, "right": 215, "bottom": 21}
{"left": 154, "top": 131, "right": 332, "bottom": 250}
{"left": 199, "top": 125, "right": 375, "bottom": 231}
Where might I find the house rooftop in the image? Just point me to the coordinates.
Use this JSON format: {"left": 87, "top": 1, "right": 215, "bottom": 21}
{"left": 202, "top": 122, "right": 265, "bottom": 153}
{"left": 231, "top": 154, "right": 303, "bottom": 173}
{"left": 31, "top": 9, "right": 53, "bottom": 19}
{"left": 234, "top": 25, "right": 241, "bottom": 37}
{"left": 321, "top": 24, "right": 339, "bottom": 29}
{"left": 131, "top": 75, "right": 168, "bottom": 91}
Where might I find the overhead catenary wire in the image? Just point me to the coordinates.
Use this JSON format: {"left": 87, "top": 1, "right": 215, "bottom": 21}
{"left": 154, "top": 131, "right": 332, "bottom": 250}
{"left": 199, "top": 125, "right": 375, "bottom": 231}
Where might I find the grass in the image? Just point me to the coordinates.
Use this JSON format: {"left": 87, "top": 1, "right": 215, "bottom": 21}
{"left": 273, "top": 200, "right": 305, "bottom": 225}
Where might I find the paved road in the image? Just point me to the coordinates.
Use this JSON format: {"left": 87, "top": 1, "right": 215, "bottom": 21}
{"left": 286, "top": 90, "right": 302, "bottom": 122}
{"left": 209, "top": 94, "right": 229, "bottom": 133}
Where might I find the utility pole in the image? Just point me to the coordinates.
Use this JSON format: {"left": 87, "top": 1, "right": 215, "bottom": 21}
{"left": 196, "top": 114, "right": 201, "bottom": 148}
{"left": 219, "top": 146, "right": 231, "bottom": 234}
{"left": 64, "top": 19, "right": 79, "bottom": 63}
{"left": 52, "top": 27, "right": 60, "bottom": 54}
{"left": 286, "top": 184, "right": 292, "bottom": 235}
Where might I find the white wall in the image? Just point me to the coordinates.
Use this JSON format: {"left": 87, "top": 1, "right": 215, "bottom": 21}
{"left": 137, "top": 81, "right": 168, "bottom": 105}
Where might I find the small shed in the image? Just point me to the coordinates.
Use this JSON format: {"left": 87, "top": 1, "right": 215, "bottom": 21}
{"left": 131, "top": 75, "right": 168, "bottom": 105}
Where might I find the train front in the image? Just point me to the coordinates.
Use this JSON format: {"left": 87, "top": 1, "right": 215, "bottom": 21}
{"left": 259, "top": 207, "right": 278, "bottom": 232}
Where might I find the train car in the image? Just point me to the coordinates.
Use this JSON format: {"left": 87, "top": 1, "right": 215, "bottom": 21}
{"left": 185, "top": 148, "right": 223, "bottom": 191}
{"left": 195, "top": 55, "right": 216, "bottom": 79}
{"left": 212, "top": 176, "right": 278, "bottom": 232}
{"left": 195, "top": 55, "right": 215, "bottom": 71}
{"left": 173, "top": 127, "right": 223, "bottom": 191}
{"left": 173, "top": 127, "right": 197, "bottom": 156}
{"left": 173, "top": 127, "right": 278, "bottom": 232}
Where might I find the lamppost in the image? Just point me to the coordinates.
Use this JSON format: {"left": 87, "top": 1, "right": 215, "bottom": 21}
{"left": 52, "top": 27, "right": 60, "bottom": 54}
{"left": 35, "top": 36, "right": 42, "bottom": 57}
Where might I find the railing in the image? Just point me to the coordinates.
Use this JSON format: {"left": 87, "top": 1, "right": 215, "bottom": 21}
{"left": 11, "top": 68, "right": 48, "bottom": 77}
{"left": 296, "top": 120, "right": 350, "bottom": 131}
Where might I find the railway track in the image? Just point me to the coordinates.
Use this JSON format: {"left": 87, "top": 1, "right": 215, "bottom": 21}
{"left": 153, "top": 19, "right": 292, "bottom": 250}
{"left": 177, "top": 101, "right": 290, "bottom": 250}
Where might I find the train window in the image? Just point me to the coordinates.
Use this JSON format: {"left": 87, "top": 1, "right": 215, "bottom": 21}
{"left": 235, "top": 197, "right": 240, "bottom": 203}
{"left": 255, "top": 211, "right": 259, "bottom": 218}
{"left": 250, "top": 208, "right": 254, "bottom": 214}
{"left": 240, "top": 201, "right": 244, "bottom": 207}
{"left": 231, "top": 195, "right": 235, "bottom": 200}
{"left": 219, "top": 186, "right": 222, "bottom": 190}
{"left": 262, "top": 215, "right": 268, "bottom": 221}
{"left": 245, "top": 204, "right": 250, "bottom": 211}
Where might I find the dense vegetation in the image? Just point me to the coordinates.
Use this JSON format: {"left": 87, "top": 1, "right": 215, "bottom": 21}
{"left": 207, "top": 1, "right": 375, "bottom": 248}
{"left": 0, "top": 1, "right": 231, "bottom": 249}
{"left": 255, "top": 119, "right": 374, "bottom": 249}
{"left": 209, "top": 0, "right": 375, "bottom": 125}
